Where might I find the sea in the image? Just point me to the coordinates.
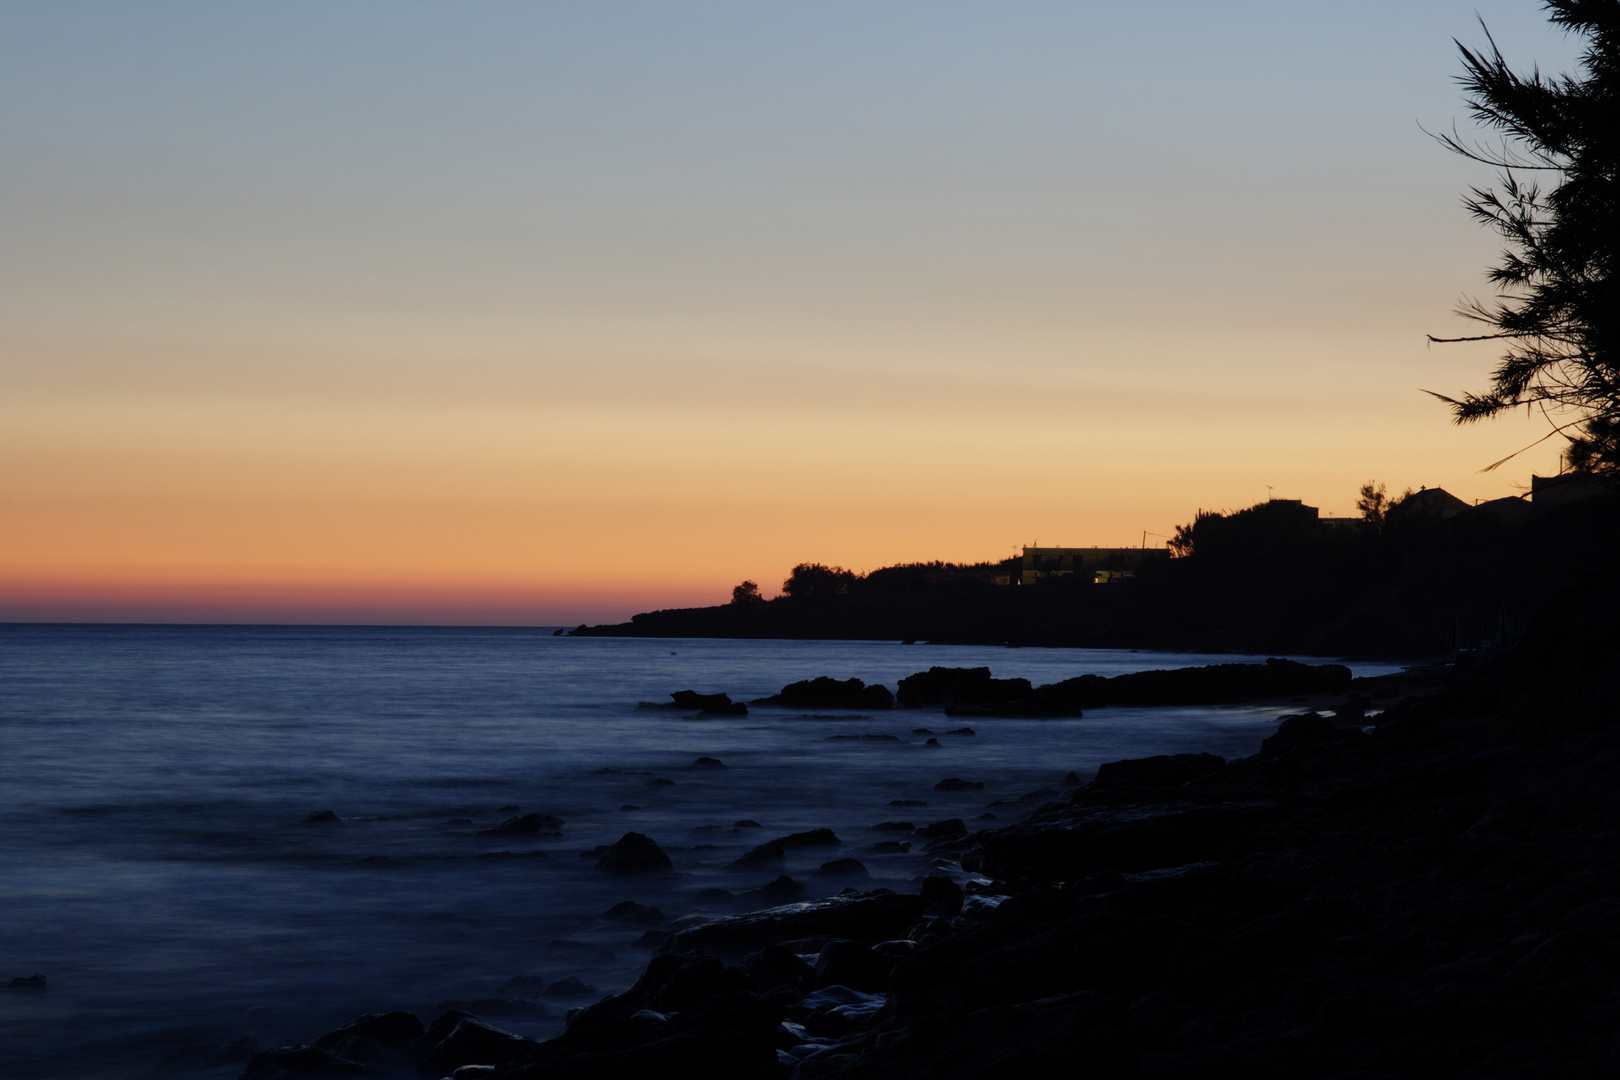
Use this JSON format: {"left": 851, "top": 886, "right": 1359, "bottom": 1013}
{"left": 0, "top": 624, "right": 1404, "bottom": 1079}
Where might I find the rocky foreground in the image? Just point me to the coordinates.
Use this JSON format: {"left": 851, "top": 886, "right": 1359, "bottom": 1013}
{"left": 242, "top": 597, "right": 1620, "bottom": 1079}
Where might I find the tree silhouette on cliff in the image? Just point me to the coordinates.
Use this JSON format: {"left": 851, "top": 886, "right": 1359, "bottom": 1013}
{"left": 1428, "top": 1, "right": 1620, "bottom": 474}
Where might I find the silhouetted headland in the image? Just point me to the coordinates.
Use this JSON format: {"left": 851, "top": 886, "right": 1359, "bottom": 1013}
{"left": 573, "top": 490, "right": 1619, "bottom": 658}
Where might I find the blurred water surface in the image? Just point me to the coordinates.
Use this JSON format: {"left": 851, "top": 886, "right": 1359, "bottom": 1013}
{"left": 0, "top": 625, "right": 1400, "bottom": 1078}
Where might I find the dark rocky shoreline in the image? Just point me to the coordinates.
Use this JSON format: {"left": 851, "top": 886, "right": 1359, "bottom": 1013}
{"left": 231, "top": 590, "right": 1620, "bottom": 1079}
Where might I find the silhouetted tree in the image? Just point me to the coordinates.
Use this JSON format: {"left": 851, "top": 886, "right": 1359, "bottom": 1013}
{"left": 731, "top": 580, "right": 762, "bottom": 604}
{"left": 1169, "top": 520, "right": 1198, "bottom": 558}
{"left": 781, "top": 563, "right": 857, "bottom": 600}
{"left": 1356, "top": 481, "right": 1389, "bottom": 532}
{"left": 1429, "top": 2, "right": 1620, "bottom": 473}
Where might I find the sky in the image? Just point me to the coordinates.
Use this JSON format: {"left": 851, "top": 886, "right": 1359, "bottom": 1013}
{"left": 0, "top": 1, "right": 1590, "bottom": 624}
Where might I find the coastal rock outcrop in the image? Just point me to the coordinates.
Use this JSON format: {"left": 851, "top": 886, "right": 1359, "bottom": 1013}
{"left": 896, "top": 667, "right": 1033, "bottom": 709}
{"left": 939, "top": 657, "right": 1353, "bottom": 717}
{"left": 754, "top": 676, "right": 896, "bottom": 709}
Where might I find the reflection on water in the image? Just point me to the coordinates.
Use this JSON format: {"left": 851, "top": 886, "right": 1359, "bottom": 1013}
{"left": 0, "top": 626, "right": 1399, "bottom": 1078}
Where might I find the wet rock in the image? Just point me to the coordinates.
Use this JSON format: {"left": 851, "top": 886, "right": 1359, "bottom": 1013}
{"left": 5, "top": 974, "right": 45, "bottom": 992}
{"left": 690, "top": 756, "right": 727, "bottom": 769}
{"left": 479, "top": 812, "right": 562, "bottom": 836}
{"left": 1060, "top": 770, "right": 1083, "bottom": 787}
{"left": 772, "top": 827, "right": 841, "bottom": 848}
{"left": 934, "top": 777, "right": 985, "bottom": 791}
{"left": 814, "top": 858, "right": 869, "bottom": 878}
{"left": 732, "top": 841, "right": 785, "bottom": 867}
{"left": 595, "top": 832, "right": 673, "bottom": 873}
{"left": 946, "top": 727, "right": 976, "bottom": 735}
{"left": 304, "top": 810, "right": 339, "bottom": 823}
{"left": 967, "top": 802, "right": 1279, "bottom": 882}
{"left": 1079, "top": 752, "right": 1226, "bottom": 802}
{"left": 912, "top": 728, "right": 934, "bottom": 735}
{"left": 733, "top": 819, "right": 762, "bottom": 828}
{"left": 920, "top": 875, "right": 965, "bottom": 917}
{"left": 419, "top": 1015, "right": 531, "bottom": 1075}
{"left": 739, "top": 943, "right": 815, "bottom": 992}
{"left": 920, "top": 818, "right": 968, "bottom": 839}
{"left": 869, "top": 820, "right": 915, "bottom": 831}
{"left": 662, "top": 891, "right": 927, "bottom": 959}
{"left": 1259, "top": 711, "right": 1347, "bottom": 756}
{"left": 647, "top": 777, "right": 676, "bottom": 787}
{"left": 860, "top": 840, "right": 912, "bottom": 855}
{"left": 759, "top": 875, "right": 807, "bottom": 904}
{"left": 924, "top": 737, "right": 941, "bottom": 746}
{"left": 601, "top": 900, "right": 666, "bottom": 926}
{"left": 499, "top": 954, "right": 782, "bottom": 1078}
{"left": 889, "top": 799, "right": 927, "bottom": 807}
{"left": 813, "top": 939, "right": 896, "bottom": 992}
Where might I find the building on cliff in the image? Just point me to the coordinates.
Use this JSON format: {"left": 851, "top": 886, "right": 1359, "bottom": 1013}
{"left": 1018, "top": 546, "right": 1169, "bottom": 585}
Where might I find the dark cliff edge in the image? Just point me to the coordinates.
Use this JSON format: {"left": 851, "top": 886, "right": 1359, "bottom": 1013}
{"left": 239, "top": 561, "right": 1620, "bottom": 1078}
{"left": 570, "top": 497, "right": 1620, "bottom": 658}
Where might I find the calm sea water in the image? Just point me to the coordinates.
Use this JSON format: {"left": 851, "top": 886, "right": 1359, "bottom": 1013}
{"left": 0, "top": 625, "right": 1400, "bottom": 1078}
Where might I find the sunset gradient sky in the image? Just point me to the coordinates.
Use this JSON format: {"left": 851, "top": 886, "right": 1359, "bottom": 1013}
{"left": 0, "top": 2, "right": 1586, "bottom": 623}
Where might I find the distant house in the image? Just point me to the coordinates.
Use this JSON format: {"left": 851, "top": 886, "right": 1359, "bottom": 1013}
{"left": 1464, "top": 496, "right": 1532, "bottom": 526}
{"left": 1531, "top": 472, "right": 1617, "bottom": 507}
{"left": 1018, "top": 546, "right": 1169, "bottom": 585}
{"left": 1391, "top": 486, "right": 1470, "bottom": 520}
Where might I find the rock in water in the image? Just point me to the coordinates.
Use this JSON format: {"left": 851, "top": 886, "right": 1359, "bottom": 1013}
{"left": 771, "top": 828, "right": 840, "bottom": 847}
{"left": 921, "top": 819, "right": 967, "bottom": 839}
{"left": 934, "top": 777, "right": 985, "bottom": 791}
{"left": 596, "top": 832, "right": 673, "bottom": 873}
{"left": 636, "top": 690, "right": 748, "bottom": 715}
{"left": 897, "top": 667, "right": 1032, "bottom": 709}
{"left": 754, "top": 676, "right": 896, "bottom": 709}
{"left": 732, "top": 842, "right": 785, "bottom": 867}
{"left": 759, "top": 875, "right": 807, "bottom": 903}
{"left": 480, "top": 812, "right": 563, "bottom": 836}
{"left": 813, "top": 858, "right": 869, "bottom": 877}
